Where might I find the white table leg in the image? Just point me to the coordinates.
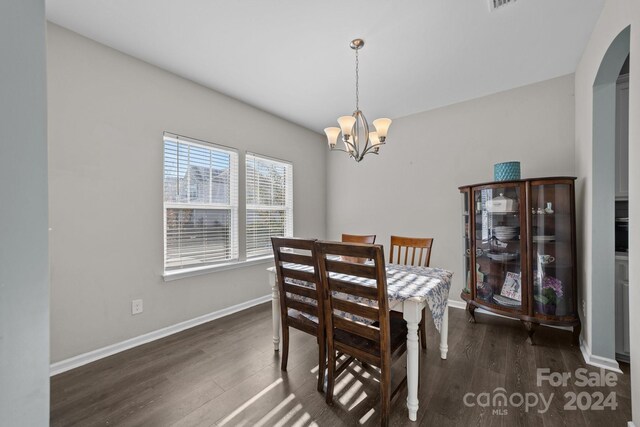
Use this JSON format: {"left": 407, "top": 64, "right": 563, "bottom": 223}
{"left": 439, "top": 301, "right": 449, "bottom": 360}
{"left": 269, "top": 270, "right": 280, "bottom": 352}
{"left": 403, "top": 299, "right": 422, "bottom": 422}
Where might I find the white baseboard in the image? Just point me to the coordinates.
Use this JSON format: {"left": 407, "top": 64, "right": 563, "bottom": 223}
{"left": 447, "top": 299, "right": 467, "bottom": 310}
{"left": 579, "top": 336, "right": 622, "bottom": 373}
{"left": 628, "top": 422, "right": 636, "bottom": 427}
{"left": 50, "top": 294, "right": 271, "bottom": 376}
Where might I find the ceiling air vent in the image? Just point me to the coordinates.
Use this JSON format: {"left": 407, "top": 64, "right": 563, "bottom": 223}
{"left": 489, "top": 0, "right": 516, "bottom": 11}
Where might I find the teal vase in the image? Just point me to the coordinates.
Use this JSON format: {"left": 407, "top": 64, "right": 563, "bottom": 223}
{"left": 494, "top": 161, "right": 521, "bottom": 181}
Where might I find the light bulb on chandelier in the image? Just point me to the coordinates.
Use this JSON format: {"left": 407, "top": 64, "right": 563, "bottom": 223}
{"left": 323, "top": 38, "right": 392, "bottom": 162}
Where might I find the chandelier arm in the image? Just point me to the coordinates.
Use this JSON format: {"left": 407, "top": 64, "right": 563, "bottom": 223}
{"left": 361, "top": 135, "right": 370, "bottom": 156}
{"left": 331, "top": 147, "right": 353, "bottom": 157}
{"left": 342, "top": 137, "right": 358, "bottom": 156}
{"left": 330, "top": 146, "right": 352, "bottom": 154}
{"left": 360, "top": 141, "right": 386, "bottom": 157}
{"left": 358, "top": 112, "right": 370, "bottom": 155}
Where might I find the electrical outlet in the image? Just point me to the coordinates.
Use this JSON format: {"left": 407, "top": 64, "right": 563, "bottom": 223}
{"left": 132, "top": 299, "right": 143, "bottom": 315}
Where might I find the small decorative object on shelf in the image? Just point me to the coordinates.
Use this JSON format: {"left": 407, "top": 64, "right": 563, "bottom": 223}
{"left": 459, "top": 176, "right": 580, "bottom": 345}
{"left": 494, "top": 161, "right": 521, "bottom": 181}
{"left": 533, "top": 273, "right": 563, "bottom": 315}
{"left": 545, "top": 202, "right": 554, "bottom": 214}
{"left": 486, "top": 193, "right": 518, "bottom": 213}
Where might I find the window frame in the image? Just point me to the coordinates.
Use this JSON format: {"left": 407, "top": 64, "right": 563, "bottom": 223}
{"left": 162, "top": 132, "right": 239, "bottom": 275}
{"left": 245, "top": 152, "right": 294, "bottom": 259}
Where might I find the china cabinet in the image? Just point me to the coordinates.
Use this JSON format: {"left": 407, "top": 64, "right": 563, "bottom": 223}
{"left": 460, "top": 177, "right": 580, "bottom": 344}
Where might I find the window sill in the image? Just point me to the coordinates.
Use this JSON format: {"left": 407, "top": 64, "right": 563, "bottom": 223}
{"left": 163, "top": 255, "right": 274, "bottom": 282}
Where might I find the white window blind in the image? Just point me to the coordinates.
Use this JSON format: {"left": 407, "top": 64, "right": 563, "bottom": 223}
{"left": 163, "top": 133, "right": 238, "bottom": 271}
{"left": 246, "top": 154, "right": 293, "bottom": 258}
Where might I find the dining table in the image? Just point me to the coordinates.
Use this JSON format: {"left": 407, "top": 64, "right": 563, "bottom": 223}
{"left": 267, "top": 262, "right": 453, "bottom": 421}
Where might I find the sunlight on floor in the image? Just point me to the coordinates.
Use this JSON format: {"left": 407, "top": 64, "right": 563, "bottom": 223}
{"left": 217, "top": 356, "right": 385, "bottom": 426}
{"left": 339, "top": 379, "right": 363, "bottom": 405}
{"left": 215, "top": 375, "right": 322, "bottom": 426}
{"left": 359, "top": 408, "right": 376, "bottom": 424}
{"left": 254, "top": 393, "right": 297, "bottom": 427}
{"left": 348, "top": 391, "right": 369, "bottom": 411}
{"left": 218, "top": 378, "right": 283, "bottom": 425}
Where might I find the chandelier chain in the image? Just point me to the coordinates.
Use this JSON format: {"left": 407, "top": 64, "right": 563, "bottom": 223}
{"left": 355, "top": 48, "right": 359, "bottom": 110}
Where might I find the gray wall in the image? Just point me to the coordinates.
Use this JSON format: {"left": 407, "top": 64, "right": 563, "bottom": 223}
{"left": 327, "top": 74, "right": 576, "bottom": 303}
{"left": 0, "top": 0, "right": 50, "bottom": 424}
{"left": 574, "top": 0, "right": 640, "bottom": 421}
{"left": 47, "top": 24, "right": 326, "bottom": 363}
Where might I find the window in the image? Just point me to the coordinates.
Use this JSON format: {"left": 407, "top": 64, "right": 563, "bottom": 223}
{"left": 163, "top": 133, "right": 238, "bottom": 271}
{"left": 246, "top": 154, "right": 293, "bottom": 258}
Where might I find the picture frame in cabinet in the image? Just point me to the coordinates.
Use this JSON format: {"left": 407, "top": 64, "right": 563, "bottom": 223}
{"left": 501, "top": 272, "right": 522, "bottom": 301}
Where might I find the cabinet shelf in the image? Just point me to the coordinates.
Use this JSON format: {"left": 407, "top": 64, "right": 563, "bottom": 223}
{"left": 534, "top": 263, "right": 573, "bottom": 269}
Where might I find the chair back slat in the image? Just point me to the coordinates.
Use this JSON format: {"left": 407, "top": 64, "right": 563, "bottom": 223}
{"left": 283, "top": 282, "right": 317, "bottom": 300}
{"left": 316, "top": 241, "right": 391, "bottom": 369}
{"left": 334, "top": 341, "right": 380, "bottom": 367}
{"left": 331, "top": 298, "right": 380, "bottom": 321}
{"left": 389, "top": 235, "right": 434, "bottom": 267}
{"left": 287, "top": 317, "right": 317, "bottom": 336}
{"left": 328, "top": 277, "right": 379, "bottom": 301}
{"left": 271, "top": 237, "right": 323, "bottom": 335}
{"left": 333, "top": 316, "right": 380, "bottom": 342}
{"left": 285, "top": 297, "right": 318, "bottom": 317}
{"left": 280, "top": 267, "right": 316, "bottom": 283}
{"left": 325, "top": 259, "right": 377, "bottom": 279}
{"left": 278, "top": 251, "right": 312, "bottom": 265}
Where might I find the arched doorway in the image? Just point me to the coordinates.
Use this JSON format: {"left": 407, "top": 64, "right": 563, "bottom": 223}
{"left": 590, "top": 26, "right": 630, "bottom": 366}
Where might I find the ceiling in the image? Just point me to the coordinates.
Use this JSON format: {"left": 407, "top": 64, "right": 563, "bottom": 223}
{"left": 46, "top": 0, "right": 604, "bottom": 133}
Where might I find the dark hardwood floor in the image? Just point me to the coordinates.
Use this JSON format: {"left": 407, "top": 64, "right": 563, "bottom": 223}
{"left": 51, "top": 304, "right": 632, "bottom": 426}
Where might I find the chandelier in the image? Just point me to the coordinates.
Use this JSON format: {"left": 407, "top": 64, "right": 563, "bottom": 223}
{"left": 324, "top": 39, "right": 392, "bottom": 162}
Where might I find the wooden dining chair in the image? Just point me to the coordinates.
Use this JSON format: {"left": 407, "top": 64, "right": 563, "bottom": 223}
{"left": 341, "top": 233, "right": 376, "bottom": 244}
{"left": 389, "top": 236, "right": 434, "bottom": 351}
{"left": 341, "top": 233, "right": 376, "bottom": 263}
{"left": 271, "top": 237, "right": 325, "bottom": 392}
{"left": 316, "top": 241, "right": 412, "bottom": 427}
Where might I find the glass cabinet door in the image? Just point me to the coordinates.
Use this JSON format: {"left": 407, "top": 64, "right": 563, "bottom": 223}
{"left": 530, "top": 182, "right": 575, "bottom": 318}
{"left": 462, "top": 190, "right": 472, "bottom": 297}
{"left": 473, "top": 184, "right": 525, "bottom": 311}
